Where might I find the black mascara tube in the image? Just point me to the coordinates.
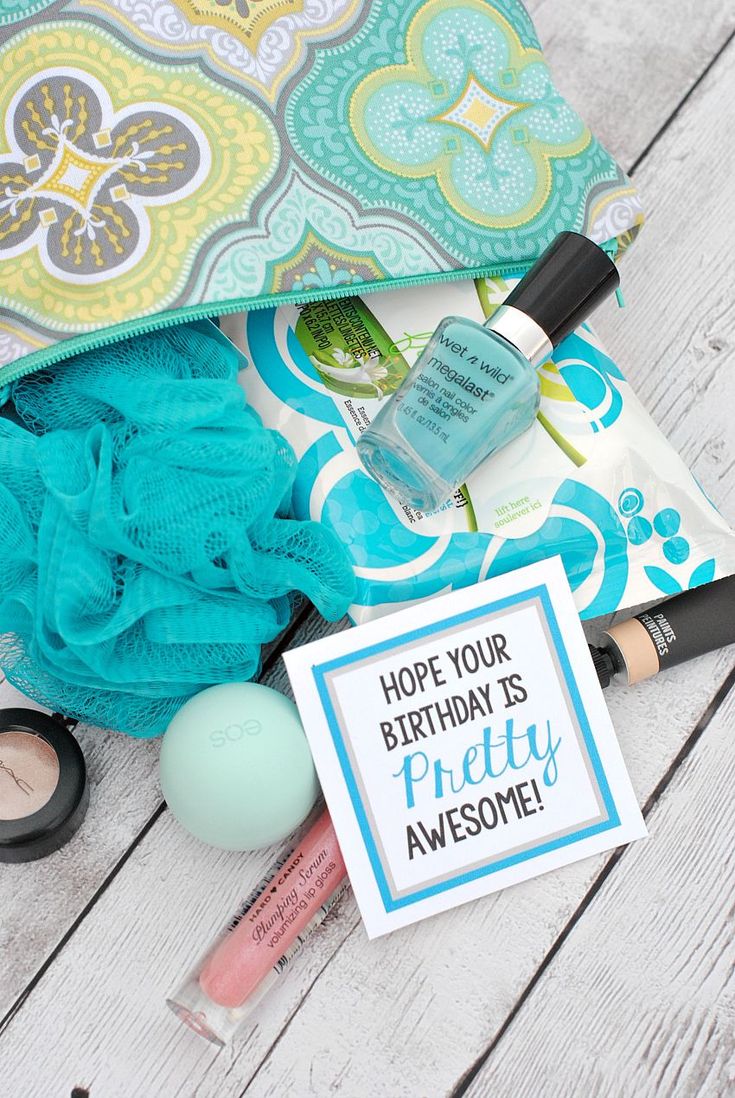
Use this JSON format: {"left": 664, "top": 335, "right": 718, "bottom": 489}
{"left": 590, "top": 574, "right": 735, "bottom": 687}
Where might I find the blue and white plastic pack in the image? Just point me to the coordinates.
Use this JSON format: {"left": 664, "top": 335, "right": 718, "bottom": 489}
{"left": 230, "top": 277, "right": 735, "bottom": 623}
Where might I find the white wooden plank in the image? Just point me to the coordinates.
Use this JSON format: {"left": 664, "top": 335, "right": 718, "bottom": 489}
{"left": 1, "top": 2, "right": 734, "bottom": 1095}
{"left": 0, "top": 783, "right": 362, "bottom": 1097}
{"left": 192, "top": 29, "right": 735, "bottom": 1098}
{"left": 0, "top": 0, "right": 729, "bottom": 1027}
{"left": 526, "top": 0, "right": 735, "bottom": 170}
{"left": 0, "top": 612, "right": 343, "bottom": 1023}
{"left": 591, "top": 58, "right": 735, "bottom": 484}
{"left": 0, "top": 706, "right": 160, "bottom": 1016}
{"left": 463, "top": 682, "right": 735, "bottom": 1098}
{"left": 0, "top": 656, "right": 732, "bottom": 1098}
{"left": 1, "top": 0, "right": 729, "bottom": 1032}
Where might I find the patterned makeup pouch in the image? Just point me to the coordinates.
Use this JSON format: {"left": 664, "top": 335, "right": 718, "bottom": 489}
{"left": 0, "top": 0, "right": 644, "bottom": 384}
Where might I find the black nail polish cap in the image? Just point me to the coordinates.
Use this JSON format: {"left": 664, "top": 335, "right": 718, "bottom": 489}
{"left": 505, "top": 231, "right": 620, "bottom": 348}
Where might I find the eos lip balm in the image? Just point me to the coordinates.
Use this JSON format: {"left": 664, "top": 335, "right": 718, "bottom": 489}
{"left": 357, "top": 232, "right": 620, "bottom": 513}
{"left": 167, "top": 807, "right": 348, "bottom": 1046}
{"left": 160, "top": 683, "right": 319, "bottom": 851}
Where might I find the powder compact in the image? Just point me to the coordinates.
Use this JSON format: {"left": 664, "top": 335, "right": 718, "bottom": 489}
{"left": 0, "top": 709, "right": 88, "bottom": 862}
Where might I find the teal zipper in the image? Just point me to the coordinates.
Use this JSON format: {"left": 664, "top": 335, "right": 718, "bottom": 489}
{"left": 2, "top": 238, "right": 621, "bottom": 386}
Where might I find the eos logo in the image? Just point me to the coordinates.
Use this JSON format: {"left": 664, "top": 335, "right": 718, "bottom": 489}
{"left": 209, "top": 719, "right": 263, "bottom": 747}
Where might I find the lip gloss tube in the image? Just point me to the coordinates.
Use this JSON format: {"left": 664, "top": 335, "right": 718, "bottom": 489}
{"left": 167, "top": 807, "right": 348, "bottom": 1046}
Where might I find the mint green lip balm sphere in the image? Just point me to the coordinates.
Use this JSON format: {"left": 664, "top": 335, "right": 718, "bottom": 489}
{"left": 159, "top": 683, "right": 319, "bottom": 850}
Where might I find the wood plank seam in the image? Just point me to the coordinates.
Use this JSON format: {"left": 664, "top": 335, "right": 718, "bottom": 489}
{"left": 27, "top": 8, "right": 726, "bottom": 988}
{"left": 231, "top": 666, "right": 735, "bottom": 1098}
{"left": 0, "top": 801, "right": 167, "bottom": 1039}
{"left": 2, "top": 6, "right": 735, "bottom": 1090}
{"left": 626, "top": 24, "right": 735, "bottom": 176}
{"left": 0, "top": 599, "right": 321, "bottom": 1039}
{"left": 449, "top": 663, "right": 735, "bottom": 1098}
{"left": 235, "top": 913, "right": 364, "bottom": 1098}
{"left": 220, "top": 26, "right": 735, "bottom": 1089}
{"left": 3, "top": 63, "right": 727, "bottom": 1067}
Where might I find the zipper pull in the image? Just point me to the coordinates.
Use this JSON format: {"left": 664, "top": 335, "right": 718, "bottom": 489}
{"left": 596, "top": 240, "right": 624, "bottom": 307}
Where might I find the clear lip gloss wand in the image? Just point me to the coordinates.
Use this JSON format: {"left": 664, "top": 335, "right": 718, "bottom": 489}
{"left": 167, "top": 807, "right": 348, "bottom": 1046}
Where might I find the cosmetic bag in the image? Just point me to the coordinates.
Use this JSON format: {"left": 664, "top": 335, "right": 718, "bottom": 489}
{"left": 0, "top": 0, "right": 644, "bottom": 385}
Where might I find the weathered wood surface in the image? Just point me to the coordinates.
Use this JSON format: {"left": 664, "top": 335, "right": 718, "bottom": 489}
{"left": 0, "top": 612, "right": 343, "bottom": 1021}
{"left": 0, "top": 675, "right": 161, "bottom": 1018}
{"left": 463, "top": 686, "right": 735, "bottom": 1098}
{"left": 0, "top": 2, "right": 734, "bottom": 1096}
{"left": 1, "top": 655, "right": 732, "bottom": 1098}
{"left": 202, "top": 24, "right": 735, "bottom": 1097}
{"left": 527, "top": 0, "right": 735, "bottom": 170}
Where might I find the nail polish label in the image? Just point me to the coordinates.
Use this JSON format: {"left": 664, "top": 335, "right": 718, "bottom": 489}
{"left": 237, "top": 280, "right": 576, "bottom": 536}
{"left": 234, "top": 274, "right": 735, "bottom": 626}
{"left": 284, "top": 557, "right": 646, "bottom": 938}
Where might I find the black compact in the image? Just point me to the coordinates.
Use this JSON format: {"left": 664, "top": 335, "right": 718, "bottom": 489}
{"left": 0, "top": 709, "right": 88, "bottom": 862}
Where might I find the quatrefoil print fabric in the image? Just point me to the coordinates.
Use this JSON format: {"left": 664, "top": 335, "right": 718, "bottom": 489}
{"left": 0, "top": 0, "right": 643, "bottom": 375}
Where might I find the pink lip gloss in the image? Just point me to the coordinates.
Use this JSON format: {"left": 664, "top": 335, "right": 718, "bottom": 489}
{"left": 167, "top": 808, "right": 348, "bottom": 1046}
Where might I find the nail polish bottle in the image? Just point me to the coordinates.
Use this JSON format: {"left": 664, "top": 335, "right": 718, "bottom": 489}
{"left": 356, "top": 232, "right": 620, "bottom": 513}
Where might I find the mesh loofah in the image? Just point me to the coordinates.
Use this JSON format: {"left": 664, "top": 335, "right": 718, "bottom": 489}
{"left": 0, "top": 322, "right": 355, "bottom": 736}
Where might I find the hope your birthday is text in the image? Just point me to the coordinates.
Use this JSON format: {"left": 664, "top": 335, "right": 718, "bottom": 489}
{"left": 375, "top": 634, "right": 562, "bottom": 860}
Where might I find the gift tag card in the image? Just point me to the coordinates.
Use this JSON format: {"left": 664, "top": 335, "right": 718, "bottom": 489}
{"left": 284, "top": 558, "right": 646, "bottom": 938}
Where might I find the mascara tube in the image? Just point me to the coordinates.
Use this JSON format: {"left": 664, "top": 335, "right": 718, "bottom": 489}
{"left": 590, "top": 574, "right": 735, "bottom": 687}
{"left": 167, "top": 808, "right": 347, "bottom": 1046}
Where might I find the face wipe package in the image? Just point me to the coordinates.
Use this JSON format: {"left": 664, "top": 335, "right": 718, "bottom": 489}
{"left": 230, "top": 276, "right": 735, "bottom": 624}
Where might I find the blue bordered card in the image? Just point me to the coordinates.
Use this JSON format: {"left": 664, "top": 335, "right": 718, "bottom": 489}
{"left": 284, "top": 558, "right": 646, "bottom": 938}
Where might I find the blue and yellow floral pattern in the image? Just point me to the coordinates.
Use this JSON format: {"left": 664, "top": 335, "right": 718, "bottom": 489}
{"left": 0, "top": 0, "right": 642, "bottom": 377}
{"left": 350, "top": 0, "right": 589, "bottom": 226}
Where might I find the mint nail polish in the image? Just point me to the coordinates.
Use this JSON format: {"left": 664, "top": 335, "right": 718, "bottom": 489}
{"left": 357, "top": 232, "right": 620, "bottom": 513}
